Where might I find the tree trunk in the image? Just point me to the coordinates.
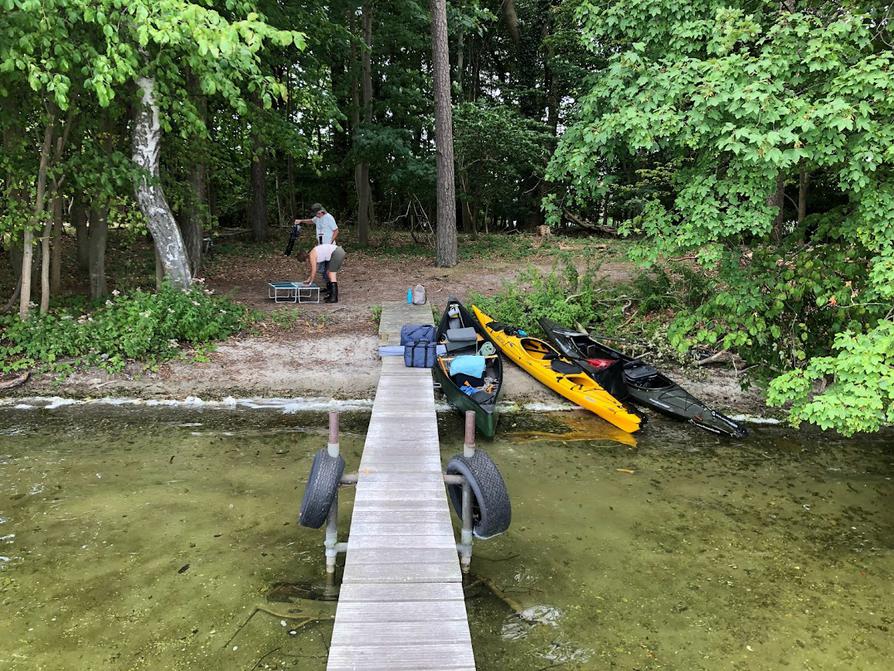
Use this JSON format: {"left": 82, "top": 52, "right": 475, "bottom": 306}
{"left": 249, "top": 128, "right": 268, "bottom": 242}
{"left": 132, "top": 76, "right": 192, "bottom": 289}
{"left": 354, "top": 4, "right": 374, "bottom": 246}
{"left": 39, "top": 211, "right": 52, "bottom": 315}
{"left": 458, "top": 169, "right": 476, "bottom": 236}
{"left": 503, "top": 0, "right": 521, "bottom": 46}
{"left": 285, "top": 70, "right": 297, "bottom": 219}
{"left": 771, "top": 172, "right": 785, "bottom": 241}
{"left": 182, "top": 77, "right": 207, "bottom": 274}
{"left": 455, "top": 29, "right": 465, "bottom": 98}
{"left": 798, "top": 166, "right": 809, "bottom": 224}
{"left": 430, "top": 0, "right": 458, "bottom": 266}
{"left": 544, "top": 16, "right": 558, "bottom": 136}
{"left": 50, "top": 193, "right": 64, "bottom": 295}
{"left": 182, "top": 163, "right": 206, "bottom": 274}
{"left": 21, "top": 117, "right": 56, "bottom": 320}
{"left": 41, "top": 111, "right": 74, "bottom": 314}
{"left": 472, "top": 35, "right": 481, "bottom": 102}
{"left": 88, "top": 204, "right": 109, "bottom": 299}
{"left": 73, "top": 197, "right": 89, "bottom": 271}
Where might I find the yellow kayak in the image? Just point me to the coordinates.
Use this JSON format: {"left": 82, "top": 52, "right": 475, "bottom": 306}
{"left": 472, "top": 305, "right": 642, "bottom": 434}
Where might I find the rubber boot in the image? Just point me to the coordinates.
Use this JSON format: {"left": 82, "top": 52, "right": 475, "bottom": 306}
{"left": 325, "top": 282, "right": 338, "bottom": 303}
{"left": 320, "top": 280, "right": 332, "bottom": 298}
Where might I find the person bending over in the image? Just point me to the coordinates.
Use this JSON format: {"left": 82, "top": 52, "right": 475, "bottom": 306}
{"left": 305, "top": 243, "right": 346, "bottom": 303}
{"left": 294, "top": 203, "right": 338, "bottom": 245}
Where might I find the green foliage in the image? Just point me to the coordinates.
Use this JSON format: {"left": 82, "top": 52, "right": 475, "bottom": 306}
{"left": 471, "top": 257, "right": 623, "bottom": 337}
{"left": 0, "top": 285, "right": 249, "bottom": 373}
{"left": 454, "top": 101, "right": 553, "bottom": 225}
{"left": 767, "top": 320, "right": 894, "bottom": 436}
{"left": 548, "top": 0, "right": 894, "bottom": 433}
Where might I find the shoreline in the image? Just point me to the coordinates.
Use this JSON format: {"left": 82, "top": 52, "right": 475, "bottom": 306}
{"left": 1, "top": 330, "right": 774, "bottom": 421}
{"left": 0, "top": 394, "right": 783, "bottom": 427}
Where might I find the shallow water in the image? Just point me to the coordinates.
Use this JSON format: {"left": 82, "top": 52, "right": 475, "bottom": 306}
{"left": 0, "top": 407, "right": 891, "bottom": 670}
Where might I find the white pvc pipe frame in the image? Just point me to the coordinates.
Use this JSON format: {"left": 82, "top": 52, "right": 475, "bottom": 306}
{"left": 321, "top": 410, "right": 476, "bottom": 575}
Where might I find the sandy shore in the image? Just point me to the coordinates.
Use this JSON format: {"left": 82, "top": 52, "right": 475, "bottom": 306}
{"left": 4, "top": 332, "right": 770, "bottom": 419}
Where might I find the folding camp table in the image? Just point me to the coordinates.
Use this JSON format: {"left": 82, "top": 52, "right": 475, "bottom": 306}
{"left": 267, "top": 281, "right": 320, "bottom": 303}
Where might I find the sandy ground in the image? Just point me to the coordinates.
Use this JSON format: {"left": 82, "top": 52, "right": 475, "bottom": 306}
{"left": 1, "top": 233, "right": 768, "bottom": 417}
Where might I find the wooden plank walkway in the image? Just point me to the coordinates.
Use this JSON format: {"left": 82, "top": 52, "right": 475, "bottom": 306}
{"left": 327, "top": 302, "right": 476, "bottom": 671}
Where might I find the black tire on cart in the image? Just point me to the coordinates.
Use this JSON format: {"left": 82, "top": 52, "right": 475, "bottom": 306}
{"left": 298, "top": 448, "right": 346, "bottom": 529}
{"left": 445, "top": 450, "right": 511, "bottom": 539}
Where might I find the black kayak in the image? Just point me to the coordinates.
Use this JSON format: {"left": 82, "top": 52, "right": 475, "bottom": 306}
{"left": 539, "top": 318, "right": 747, "bottom": 439}
{"left": 433, "top": 299, "right": 504, "bottom": 438}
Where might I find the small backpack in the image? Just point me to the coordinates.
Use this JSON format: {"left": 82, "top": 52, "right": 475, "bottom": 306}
{"left": 411, "top": 284, "right": 427, "bottom": 305}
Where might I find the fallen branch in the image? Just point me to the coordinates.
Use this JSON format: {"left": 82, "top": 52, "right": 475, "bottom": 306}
{"left": 562, "top": 209, "right": 619, "bottom": 236}
{"left": 223, "top": 600, "right": 335, "bottom": 649}
{"left": 696, "top": 349, "right": 745, "bottom": 367}
{"left": 465, "top": 574, "right": 526, "bottom": 614}
{"left": 0, "top": 371, "right": 30, "bottom": 390}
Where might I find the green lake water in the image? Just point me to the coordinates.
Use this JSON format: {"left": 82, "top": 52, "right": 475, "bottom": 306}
{"left": 0, "top": 406, "right": 890, "bottom": 671}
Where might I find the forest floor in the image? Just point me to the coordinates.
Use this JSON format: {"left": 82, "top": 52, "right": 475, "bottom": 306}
{"left": 3, "top": 228, "right": 768, "bottom": 417}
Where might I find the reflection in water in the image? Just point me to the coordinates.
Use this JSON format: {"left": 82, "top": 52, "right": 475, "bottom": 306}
{"left": 505, "top": 409, "right": 638, "bottom": 448}
{"left": 0, "top": 406, "right": 891, "bottom": 671}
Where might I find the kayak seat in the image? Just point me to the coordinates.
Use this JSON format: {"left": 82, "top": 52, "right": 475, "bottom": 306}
{"left": 624, "top": 362, "right": 658, "bottom": 381}
{"left": 488, "top": 321, "right": 523, "bottom": 336}
{"left": 550, "top": 359, "right": 582, "bottom": 375}
{"left": 586, "top": 358, "right": 615, "bottom": 371}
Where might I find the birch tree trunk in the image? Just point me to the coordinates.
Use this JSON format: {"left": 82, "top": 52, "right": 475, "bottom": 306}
{"left": 20, "top": 117, "right": 55, "bottom": 320}
{"left": 132, "top": 76, "right": 192, "bottom": 290}
{"left": 430, "top": 0, "right": 457, "bottom": 267}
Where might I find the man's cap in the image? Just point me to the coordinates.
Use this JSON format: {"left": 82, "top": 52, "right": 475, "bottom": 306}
{"left": 310, "top": 203, "right": 324, "bottom": 213}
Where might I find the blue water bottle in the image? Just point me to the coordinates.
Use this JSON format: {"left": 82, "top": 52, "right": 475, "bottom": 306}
{"left": 407, "top": 288, "right": 413, "bottom": 304}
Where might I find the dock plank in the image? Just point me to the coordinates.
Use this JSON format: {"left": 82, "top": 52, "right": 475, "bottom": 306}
{"left": 338, "top": 582, "right": 465, "bottom": 603}
{"left": 328, "top": 645, "right": 475, "bottom": 670}
{"left": 327, "top": 302, "right": 475, "bottom": 670}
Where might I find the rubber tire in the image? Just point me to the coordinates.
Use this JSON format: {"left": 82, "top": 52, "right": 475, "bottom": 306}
{"left": 446, "top": 450, "right": 511, "bottom": 539}
{"left": 298, "top": 449, "right": 345, "bottom": 529}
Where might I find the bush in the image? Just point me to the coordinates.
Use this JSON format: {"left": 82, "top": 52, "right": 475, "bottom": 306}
{"left": 0, "top": 285, "right": 250, "bottom": 373}
{"left": 470, "top": 258, "right": 710, "bottom": 364}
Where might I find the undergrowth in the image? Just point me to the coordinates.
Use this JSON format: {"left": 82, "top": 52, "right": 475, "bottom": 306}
{"left": 470, "top": 258, "right": 713, "bottom": 364}
{"left": 0, "top": 285, "right": 250, "bottom": 374}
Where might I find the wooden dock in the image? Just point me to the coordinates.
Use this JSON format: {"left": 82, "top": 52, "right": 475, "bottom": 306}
{"left": 327, "top": 302, "right": 475, "bottom": 670}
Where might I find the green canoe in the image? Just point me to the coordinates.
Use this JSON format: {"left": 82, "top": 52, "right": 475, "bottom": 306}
{"left": 432, "top": 298, "right": 503, "bottom": 439}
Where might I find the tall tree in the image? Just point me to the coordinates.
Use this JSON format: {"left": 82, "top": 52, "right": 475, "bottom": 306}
{"left": 430, "top": 0, "right": 457, "bottom": 266}
{"left": 355, "top": 3, "right": 374, "bottom": 246}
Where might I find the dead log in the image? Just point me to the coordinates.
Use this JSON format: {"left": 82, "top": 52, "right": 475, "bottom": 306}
{"left": 0, "top": 371, "right": 30, "bottom": 390}
{"left": 562, "top": 209, "right": 619, "bottom": 236}
{"left": 695, "top": 350, "right": 745, "bottom": 368}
